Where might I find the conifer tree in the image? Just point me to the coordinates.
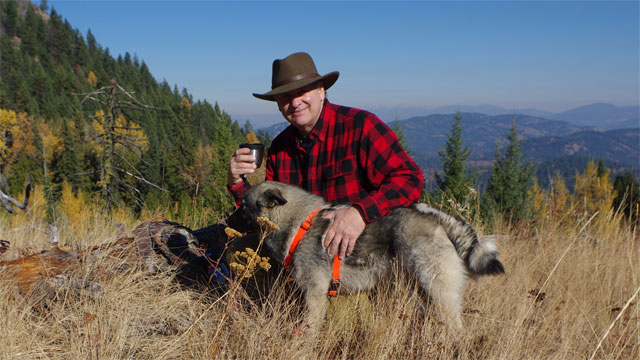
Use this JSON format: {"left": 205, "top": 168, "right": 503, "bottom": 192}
{"left": 483, "top": 120, "right": 536, "bottom": 224}
{"left": 40, "top": 0, "right": 49, "bottom": 13}
{"left": 206, "top": 104, "right": 240, "bottom": 212}
{"left": 256, "top": 129, "right": 272, "bottom": 147}
{"left": 1, "top": 0, "right": 18, "bottom": 37}
{"left": 391, "top": 117, "right": 411, "bottom": 156}
{"left": 612, "top": 172, "right": 639, "bottom": 221}
{"left": 55, "top": 120, "right": 82, "bottom": 192}
{"left": 434, "top": 112, "right": 475, "bottom": 209}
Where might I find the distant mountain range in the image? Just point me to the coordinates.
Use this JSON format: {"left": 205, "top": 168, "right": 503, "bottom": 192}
{"left": 368, "top": 102, "right": 639, "bottom": 131}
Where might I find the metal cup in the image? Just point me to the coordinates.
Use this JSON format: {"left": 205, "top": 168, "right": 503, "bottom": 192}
{"left": 239, "top": 143, "right": 265, "bottom": 168}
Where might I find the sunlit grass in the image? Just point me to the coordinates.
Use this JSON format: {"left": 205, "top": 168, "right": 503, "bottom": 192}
{"left": 0, "top": 199, "right": 638, "bottom": 359}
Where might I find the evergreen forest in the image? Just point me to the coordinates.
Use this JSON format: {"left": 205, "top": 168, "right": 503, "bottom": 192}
{"left": 0, "top": 0, "right": 256, "bottom": 222}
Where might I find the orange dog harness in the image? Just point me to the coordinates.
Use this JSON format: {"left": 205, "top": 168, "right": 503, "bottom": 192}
{"left": 283, "top": 209, "right": 341, "bottom": 297}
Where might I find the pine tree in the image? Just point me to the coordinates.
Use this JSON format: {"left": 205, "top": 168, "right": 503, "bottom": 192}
{"left": 40, "top": 0, "right": 49, "bottom": 13}
{"left": 54, "top": 120, "right": 81, "bottom": 192}
{"left": 241, "top": 119, "right": 253, "bottom": 137}
{"left": 206, "top": 103, "right": 240, "bottom": 212}
{"left": 612, "top": 172, "right": 639, "bottom": 221}
{"left": 256, "top": 129, "right": 272, "bottom": 147}
{"left": 434, "top": 112, "right": 475, "bottom": 209}
{"left": 1, "top": 0, "right": 19, "bottom": 37}
{"left": 391, "top": 116, "right": 411, "bottom": 156}
{"left": 483, "top": 120, "right": 536, "bottom": 224}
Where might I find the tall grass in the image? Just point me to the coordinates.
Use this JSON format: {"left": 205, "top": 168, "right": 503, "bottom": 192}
{"left": 1, "top": 197, "right": 638, "bottom": 359}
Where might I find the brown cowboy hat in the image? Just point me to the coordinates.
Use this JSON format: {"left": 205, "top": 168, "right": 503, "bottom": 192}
{"left": 253, "top": 52, "right": 339, "bottom": 101}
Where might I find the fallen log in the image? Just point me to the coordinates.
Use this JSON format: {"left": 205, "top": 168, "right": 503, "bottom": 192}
{"left": 0, "top": 219, "right": 229, "bottom": 303}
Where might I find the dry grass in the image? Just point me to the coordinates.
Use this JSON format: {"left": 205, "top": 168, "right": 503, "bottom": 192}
{"left": 1, "top": 205, "right": 638, "bottom": 359}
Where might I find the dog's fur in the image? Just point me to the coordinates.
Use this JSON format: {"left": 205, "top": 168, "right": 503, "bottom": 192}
{"left": 226, "top": 181, "right": 505, "bottom": 330}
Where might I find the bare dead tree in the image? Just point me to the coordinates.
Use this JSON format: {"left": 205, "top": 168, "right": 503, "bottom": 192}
{"left": 0, "top": 174, "right": 32, "bottom": 214}
{"left": 74, "top": 79, "right": 167, "bottom": 208}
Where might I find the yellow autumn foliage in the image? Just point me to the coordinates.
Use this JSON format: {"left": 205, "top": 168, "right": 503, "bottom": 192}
{"left": 529, "top": 181, "right": 547, "bottom": 223}
{"left": 9, "top": 185, "right": 47, "bottom": 227}
{"left": 11, "top": 112, "right": 36, "bottom": 159}
{"left": 0, "top": 109, "right": 18, "bottom": 164}
{"left": 59, "top": 181, "right": 91, "bottom": 233}
{"left": 244, "top": 130, "right": 259, "bottom": 144}
{"left": 180, "top": 97, "right": 191, "bottom": 111}
{"left": 87, "top": 70, "right": 98, "bottom": 87}
{"left": 35, "top": 121, "right": 62, "bottom": 172}
{"left": 550, "top": 173, "right": 572, "bottom": 221}
{"left": 91, "top": 110, "right": 148, "bottom": 153}
{"left": 573, "top": 160, "right": 616, "bottom": 220}
{"left": 114, "top": 114, "right": 148, "bottom": 150}
{"left": 243, "top": 130, "right": 266, "bottom": 184}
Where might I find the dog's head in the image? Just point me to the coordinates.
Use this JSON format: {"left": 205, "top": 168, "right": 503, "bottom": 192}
{"left": 225, "top": 182, "right": 288, "bottom": 233}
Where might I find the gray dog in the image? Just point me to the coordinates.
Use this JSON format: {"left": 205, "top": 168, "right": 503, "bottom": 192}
{"left": 226, "top": 181, "right": 504, "bottom": 330}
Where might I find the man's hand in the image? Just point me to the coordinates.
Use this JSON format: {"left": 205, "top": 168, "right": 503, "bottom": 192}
{"left": 228, "top": 147, "right": 257, "bottom": 187}
{"left": 323, "top": 206, "right": 365, "bottom": 260}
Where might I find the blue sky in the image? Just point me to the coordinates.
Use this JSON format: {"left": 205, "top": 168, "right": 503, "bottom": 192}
{"left": 47, "top": 1, "right": 639, "bottom": 127}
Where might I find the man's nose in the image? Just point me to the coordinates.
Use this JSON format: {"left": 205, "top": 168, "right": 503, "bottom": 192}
{"left": 290, "top": 94, "right": 303, "bottom": 107}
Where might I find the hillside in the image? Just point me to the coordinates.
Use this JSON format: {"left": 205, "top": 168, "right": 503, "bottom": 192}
{"left": 0, "top": 0, "right": 245, "bottom": 215}
{"left": 523, "top": 128, "right": 639, "bottom": 165}
{"left": 553, "top": 103, "right": 639, "bottom": 130}
{"left": 400, "top": 113, "right": 593, "bottom": 161}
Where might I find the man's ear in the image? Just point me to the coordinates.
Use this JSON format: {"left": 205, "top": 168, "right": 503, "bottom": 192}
{"left": 259, "top": 189, "right": 287, "bottom": 208}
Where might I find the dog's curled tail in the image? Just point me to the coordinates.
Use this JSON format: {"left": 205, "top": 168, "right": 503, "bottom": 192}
{"left": 413, "top": 204, "right": 505, "bottom": 276}
{"left": 467, "top": 237, "right": 505, "bottom": 276}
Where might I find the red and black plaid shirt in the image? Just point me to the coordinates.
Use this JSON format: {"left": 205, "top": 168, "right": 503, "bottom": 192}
{"left": 229, "top": 100, "right": 424, "bottom": 223}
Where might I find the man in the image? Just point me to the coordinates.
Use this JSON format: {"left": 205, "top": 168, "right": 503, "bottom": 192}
{"left": 228, "top": 52, "right": 424, "bottom": 260}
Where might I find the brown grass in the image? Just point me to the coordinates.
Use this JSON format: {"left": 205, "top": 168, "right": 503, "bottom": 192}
{"left": 0, "top": 204, "right": 638, "bottom": 359}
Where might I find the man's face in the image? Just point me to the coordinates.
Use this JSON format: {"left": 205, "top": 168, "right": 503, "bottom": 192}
{"left": 274, "top": 82, "right": 325, "bottom": 136}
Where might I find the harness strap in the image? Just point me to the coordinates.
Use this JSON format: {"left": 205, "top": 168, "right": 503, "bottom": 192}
{"left": 328, "top": 255, "right": 341, "bottom": 297}
{"left": 282, "top": 208, "right": 342, "bottom": 297}
{"left": 283, "top": 209, "right": 321, "bottom": 268}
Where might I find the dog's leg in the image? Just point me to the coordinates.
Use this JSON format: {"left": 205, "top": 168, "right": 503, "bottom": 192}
{"left": 304, "top": 288, "right": 328, "bottom": 331}
{"left": 296, "top": 267, "right": 331, "bottom": 333}
{"left": 398, "top": 229, "right": 467, "bottom": 330}
{"left": 425, "top": 254, "right": 466, "bottom": 331}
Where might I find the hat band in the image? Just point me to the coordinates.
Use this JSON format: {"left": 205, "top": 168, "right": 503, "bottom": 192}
{"left": 272, "top": 73, "right": 320, "bottom": 89}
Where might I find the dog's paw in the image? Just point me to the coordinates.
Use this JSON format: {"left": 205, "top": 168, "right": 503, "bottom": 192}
{"left": 293, "top": 324, "right": 311, "bottom": 339}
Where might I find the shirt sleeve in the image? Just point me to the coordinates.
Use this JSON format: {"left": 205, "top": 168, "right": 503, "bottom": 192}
{"left": 227, "top": 181, "right": 251, "bottom": 206}
{"left": 352, "top": 115, "right": 424, "bottom": 223}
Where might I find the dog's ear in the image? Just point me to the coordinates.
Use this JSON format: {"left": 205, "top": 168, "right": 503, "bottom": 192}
{"left": 259, "top": 189, "right": 287, "bottom": 208}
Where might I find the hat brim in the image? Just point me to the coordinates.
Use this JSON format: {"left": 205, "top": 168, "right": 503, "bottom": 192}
{"left": 253, "top": 71, "right": 339, "bottom": 101}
